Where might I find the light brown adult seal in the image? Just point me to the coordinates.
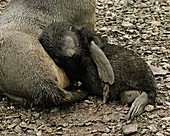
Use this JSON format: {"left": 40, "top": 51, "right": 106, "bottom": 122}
{"left": 0, "top": 0, "right": 97, "bottom": 107}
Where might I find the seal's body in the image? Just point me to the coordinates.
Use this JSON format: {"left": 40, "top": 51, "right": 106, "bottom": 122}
{"left": 0, "top": 0, "right": 96, "bottom": 36}
{"left": 39, "top": 22, "right": 156, "bottom": 119}
{"left": 0, "top": 0, "right": 96, "bottom": 106}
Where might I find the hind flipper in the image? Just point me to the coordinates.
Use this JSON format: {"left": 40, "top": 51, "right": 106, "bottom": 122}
{"left": 120, "top": 90, "right": 140, "bottom": 105}
{"left": 126, "top": 92, "right": 149, "bottom": 120}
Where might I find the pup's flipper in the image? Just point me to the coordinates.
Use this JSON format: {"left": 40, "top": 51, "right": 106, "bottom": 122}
{"left": 126, "top": 92, "right": 149, "bottom": 120}
{"left": 89, "top": 41, "right": 114, "bottom": 85}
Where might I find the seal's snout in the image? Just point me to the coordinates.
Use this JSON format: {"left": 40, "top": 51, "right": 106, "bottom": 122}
{"left": 65, "top": 48, "right": 76, "bottom": 57}
{"left": 62, "top": 34, "right": 79, "bottom": 57}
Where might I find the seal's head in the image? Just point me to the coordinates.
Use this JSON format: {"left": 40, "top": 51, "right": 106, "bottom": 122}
{"left": 39, "top": 22, "right": 81, "bottom": 59}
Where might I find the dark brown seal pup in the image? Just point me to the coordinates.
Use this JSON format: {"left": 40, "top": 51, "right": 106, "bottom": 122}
{"left": 38, "top": 22, "right": 115, "bottom": 103}
{"left": 0, "top": 0, "right": 96, "bottom": 106}
{"left": 39, "top": 22, "right": 156, "bottom": 119}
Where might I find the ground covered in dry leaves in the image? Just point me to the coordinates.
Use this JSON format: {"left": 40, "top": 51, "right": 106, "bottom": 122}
{"left": 0, "top": 0, "right": 170, "bottom": 135}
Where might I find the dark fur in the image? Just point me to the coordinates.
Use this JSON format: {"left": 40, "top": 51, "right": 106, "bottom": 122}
{"left": 78, "top": 28, "right": 156, "bottom": 104}
{"left": 39, "top": 23, "right": 81, "bottom": 83}
{"left": 39, "top": 22, "right": 157, "bottom": 118}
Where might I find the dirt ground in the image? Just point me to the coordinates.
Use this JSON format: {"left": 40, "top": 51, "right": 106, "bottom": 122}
{"left": 0, "top": 0, "right": 170, "bottom": 135}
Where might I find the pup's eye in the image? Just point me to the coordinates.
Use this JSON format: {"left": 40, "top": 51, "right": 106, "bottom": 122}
{"left": 70, "top": 26, "right": 77, "bottom": 32}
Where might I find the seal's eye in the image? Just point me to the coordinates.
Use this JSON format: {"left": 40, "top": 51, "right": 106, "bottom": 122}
{"left": 69, "top": 25, "right": 77, "bottom": 32}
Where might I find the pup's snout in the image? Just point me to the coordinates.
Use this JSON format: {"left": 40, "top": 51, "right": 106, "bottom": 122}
{"left": 65, "top": 48, "right": 76, "bottom": 57}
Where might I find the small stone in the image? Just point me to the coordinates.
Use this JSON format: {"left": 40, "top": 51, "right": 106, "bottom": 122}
{"left": 150, "top": 21, "right": 161, "bottom": 26}
{"left": 163, "top": 63, "right": 170, "bottom": 70}
{"left": 19, "top": 122, "right": 36, "bottom": 130}
{"left": 123, "top": 34, "right": 131, "bottom": 39}
{"left": 165, "top": 101, "right": 170, "bottom": 106}
{"left": 162, "top": 117, "right": 170, "bottom": 121}
{"left": 85, "top": 122, "right": 92, "bottom": 126}
{"left": 7, "top": 123, "right": 17, "bottom": 129}
{"left": 33, "top": 113, "right": 40, "bottom": 118}
{"left": 141, "top": 129, "right": 148, "bottom": 134}
{"left": 164, "top": 131, "right": 170, "bottom": 136}
{"left": 44, "top": 128, "right": 53, "bottom": 133}
{"left": 122, "top": 124, "right": 138, "bottom": 135}
{"left": 76, "top": 122, "right": 85, "bottom": 127}
{"left": 145, "top": 105, "right": 155, "bottom": 112}
{"left": 147, "top": 124, "right": 158, "bottom": 132}
{"left": 105, "top": 128, "right": 110, "bottom": 133}
{"left": 141, "top": 34, "right": 148, "bottom": 39}
{"left": 56, "top": 127, "right": 62, "bottom": 131}
{"left": 163, "top": 31, "right": 170, "bottom": 34}
{"left": 27, "top": 130, "right": 35, "bottom": 134}
{"left": 91, "top": 130, "right": 98, "bottom": 133}
{"left": 156, "top": 132, "right": 164, "bottom": 136}
{"left": 166, "top": 82, "right": 170, "bottom": 89}
{"left": 19, "top": 122, "right": 27, "bottom": 127}
{"left": 61, "top": 123, "right": 68, "bottom": 128}
{"left": 149, "top": 65, "right": 168, "bottom": 76}
{"left": 151, "top": 47, "right": 160, "bottom": 51}
{"left": 121, "top": 22, "right": 134, "bottom": 27}
{"left": 0, "top": 124, "right": 4, "bottom": 130}
{"left": 108, "top": 1, "right": 113, "bottom": 5}
{"left": 99, "top": 27, "right": 107, "bottom": 32}
{"left": 56, "top": 132, "right": 63, "bottom": 135}
{"left": 13, "top": 118, "right": 21, "bottom": 124}
{"left": 101, "top": 133, "right": 108, "bottom": 136}
{"left": 116, "top": 107, "right": 122, "bottom": 111}
{"left": 103, "top": 115, "right": 112, "bottom": 123}
{"left": 148, "top": 114, "right": 156, "bottom": 119}
{"left": 111, "top": 126, "right": 116, "bottom": 133}
{"left": 36, "top": 130, "right": 42, "bottom": 136}
{"left": 14, "top": 125, "right": 22, "bottom": 133}
{"left": 84, "top": 100, "right": 93, "bottom": 104}
{"left": 145, "top": 50, "right": 152, "bottom": 54}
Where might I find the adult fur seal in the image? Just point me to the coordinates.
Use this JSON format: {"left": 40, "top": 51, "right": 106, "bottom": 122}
{"left": 0, "top": 0, "right": 96, "bottom": 107}
{"left": 39, "top": 22, "right": 156, "bottom": 119}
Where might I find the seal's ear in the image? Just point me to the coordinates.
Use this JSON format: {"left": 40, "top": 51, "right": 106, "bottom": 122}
{"left": 69, "top": 25, "right": 79, "bottom": 32}
{"left": 69, "top": 26, "right": 74, "bottom": 31}
{"left": 89, "top": 41, "right": 114, "bottom": 85}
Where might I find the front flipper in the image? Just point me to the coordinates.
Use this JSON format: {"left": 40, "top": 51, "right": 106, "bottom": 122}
{"left": 3, "top": 93, "right": 28, "bottom": 106}
{"left": 126, "top": 92, "right": 149, "bottom": 120}
{"left": 89, "top": 41, "right": 114, "bottom": 85}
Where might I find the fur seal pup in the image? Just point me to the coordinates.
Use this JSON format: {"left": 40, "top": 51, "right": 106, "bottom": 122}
{"left": 38, "top": 22, "right": 115, "bottom": 103}
{"left": 0, "top": 0, "right": 96, "bottom": 106}
{"left": 39, "top": 22, "right": 156, "bottom": 119}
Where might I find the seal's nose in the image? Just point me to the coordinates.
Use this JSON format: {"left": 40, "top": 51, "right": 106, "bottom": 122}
{"left": 65, "top": 49, "right": 76, "bottom": 57}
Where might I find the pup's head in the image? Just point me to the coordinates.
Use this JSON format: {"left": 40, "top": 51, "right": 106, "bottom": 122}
{"left": 39, "top": 22, "right": 81, "bottom": 58}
